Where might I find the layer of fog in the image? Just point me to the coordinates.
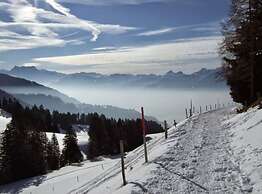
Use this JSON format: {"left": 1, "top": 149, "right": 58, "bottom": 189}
{"left": 54, "top": 86, "right": 233, "bottom": 124}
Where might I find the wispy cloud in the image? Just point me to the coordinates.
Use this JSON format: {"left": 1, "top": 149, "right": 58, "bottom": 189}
{"left": 44, "top": 0, "right": 101, "bottom": 41}
{"left": 57, "top": 0, "right": 172, "bottom": 6}
{"left": 0, "top": 29, "right": 65, "bottom": 51}
{"left": 137, "top": 22, "right": 221, "bottom": 37}
{"left": 137, "top": 28, "right": 174, "bottom": 36}
{"left": 34, "top": 36, "right": 222, "bottom": 74}
{"left": 92, "top": 47, "right": 117, "bottom": 51}
{"left": 0, "top": 0, "right": 137, "bottom": 52}
{"left": 45, "top": 0, "right": 71, "bottom": 16}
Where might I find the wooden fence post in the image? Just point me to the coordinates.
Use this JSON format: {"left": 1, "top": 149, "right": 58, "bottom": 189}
{"left": 164, "top": 120, "right": 168, "bottom": 139}
{"left": 120, "top": 140, "right": 127, "bottom": 186}
{"left": 141, "top": 107, "right": 148, "bottom": 163}
{"left": 190, "top": 99, "right": 193, "bottom": 117}
{"left": 174, "top": 120, "right": 177, "bottom": 127}
{"left": 199, "top": 106, "right": 202, "bottom": 114}
{"left": 185, "top": 108, "right": 188, "bottom": 118}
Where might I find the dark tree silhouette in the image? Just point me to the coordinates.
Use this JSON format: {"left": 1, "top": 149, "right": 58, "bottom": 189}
{"left": 61, "top": 129, "right": 83, "bottom": 166}
{"left": 0, "top": 121, "right": 48, "bottom": 184}
{"left": 47, "top": 133, "right": 60, "bottom": 170}
{"left": 220, "top": 0, "right": 262, "bottom": 105}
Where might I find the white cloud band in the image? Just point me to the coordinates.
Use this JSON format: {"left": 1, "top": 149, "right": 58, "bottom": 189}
{"left": 34, "top": 36, "right": 222, "bottom": 74}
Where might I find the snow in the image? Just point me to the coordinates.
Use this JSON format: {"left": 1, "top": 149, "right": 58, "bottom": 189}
{"left": 225, "top": 107, "right": 262, "bottom": 193}
{"left": 46, "top": 124, "right": 90, "bottom": 158}
{"left": 72, "top": 124, "right": 89, "bottom": 135}
{"left": 46, "top": 132, "right": 89, "bottom": 159}
{"left": 46, "top": 132, "right": 89, "bottom": 151}
{"left": 0, "top": 158, "right": 117, "bottom": 194}
{"left": 0, "top": 110, "right": 11, "bottom": 133}
{"left": 87, "top": 108, "right": 253, "bottom": 194}
{"left": 1, "top": 106, "right": 262, "bottom": 194}
{"left": 0, "top": 131, "right": 164, "bottom": 194}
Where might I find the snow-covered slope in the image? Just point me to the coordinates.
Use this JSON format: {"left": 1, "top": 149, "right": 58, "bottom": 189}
{"left": 1, "top": 107, "right": 261, "bottom": 194}
{"left": 226, "top": 107, "right": 262, "bottom": 193}
{"left": 87, "top": 108, "right": 253, "bottom": 194}
{"left": 0, "top": 132, "right": 165, "bottom": 194}
{"left": 74, "top": 107, "right": 260, "bottom": 194}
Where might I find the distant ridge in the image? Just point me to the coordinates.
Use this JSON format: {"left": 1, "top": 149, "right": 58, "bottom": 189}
{"left": 4, "top": 66, "right": 65, "bottom": 85}
{"left": 0, "top": 66, "right": 226, "bottom": 89}
{"left": 0, "top": 73, "right": 79, "bottom": 104}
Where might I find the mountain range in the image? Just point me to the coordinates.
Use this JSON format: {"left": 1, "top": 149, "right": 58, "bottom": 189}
{"left": 0, "top": 66, "right": 226, "bottom": 89}
{"left": 0, "top": 73, "right": 154, "bottom": 120}
{"left": 0, "top": 66, "right": 227, "bottom": 120}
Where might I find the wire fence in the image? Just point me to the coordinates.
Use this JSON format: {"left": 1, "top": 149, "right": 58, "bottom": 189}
{"left": 24, "top": 101, "right": 236, "bottom": 194}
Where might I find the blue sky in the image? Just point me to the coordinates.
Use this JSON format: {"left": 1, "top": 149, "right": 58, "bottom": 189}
{"left": 0, "top": 0, "right": 230, "bottom": 74}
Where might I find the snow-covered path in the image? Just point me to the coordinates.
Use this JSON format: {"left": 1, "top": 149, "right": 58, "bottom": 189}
{"left": 86, "top": 108, "right": 254, "bottom": 194}
{"left": 144, "top": 109, "right": 252, "bottom": 193}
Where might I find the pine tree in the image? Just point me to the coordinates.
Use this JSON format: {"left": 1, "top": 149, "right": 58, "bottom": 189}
{"left": 61, "top": 129, "right": 83, "bottom": 166}
{"left": 0, "top": 121, "right": 31, "bottom": 184}
{"left": 0, "top": 119, "right": 49, "bottom": 184}
{"left": 87, "top": 113, "right": 101, "bottom": 158}
{"left": 29, "top": 131, "right": 48, "bottom": 175}
{"left": 0, "top": 122, "right": 14, "bottom": 184}
{"left": 2, "top": 97, "right": 7, "bottom": 110}
{"left": 221, "top": 0, "right": 262, "bottom": 105}
{"left": 47, "top": 133, "right": 60, "bottom": 170}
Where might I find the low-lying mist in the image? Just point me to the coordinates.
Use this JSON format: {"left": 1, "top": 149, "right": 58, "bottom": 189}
{"left": 53, "top": 86, "right": 233, "bottom": 124}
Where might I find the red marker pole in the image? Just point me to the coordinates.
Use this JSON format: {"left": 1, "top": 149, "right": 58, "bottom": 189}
{"left": 141, "top": 107, "right": 148, "bottom": 163}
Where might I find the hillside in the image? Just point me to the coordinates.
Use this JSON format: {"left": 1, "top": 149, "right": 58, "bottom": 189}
{"left": 0, "top": 74, "right": 152, "bottom": 120}
{"left": 1, "top": 106, "right": 261, "bottom": 193}
{"left": 14, "top": 93, "right": 155, "bottom": 120}
{"left": 0, "top": 89, "right": 29, "bottom": 108}
{"left": 0, "top": 89, "right": 16, "bottom": 102}
{"left": 0, "top": 73, "right": 78, "bottom": 104}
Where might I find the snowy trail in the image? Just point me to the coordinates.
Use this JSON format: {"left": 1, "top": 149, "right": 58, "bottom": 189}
{"left": 86, "top": 108, "right": 254, "bottom": 194}
{"left": 144, "top": 109, "right": 253, "bottom": 193}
